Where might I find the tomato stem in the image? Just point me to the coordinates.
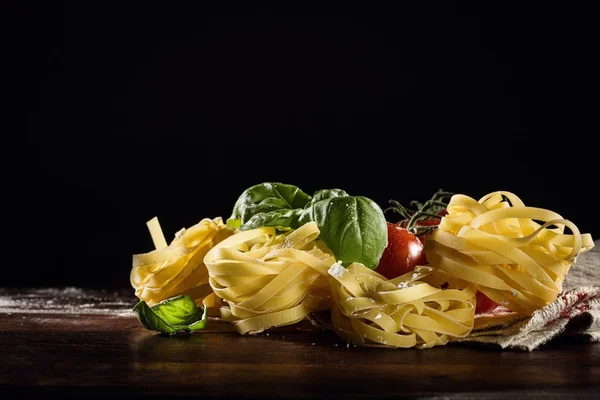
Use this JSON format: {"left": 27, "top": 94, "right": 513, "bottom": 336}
{"left": 386, "top": 189, "right": 454, "bottom": 237}
{"left": 385, "top": 200, "right": 414, "bottom": 219}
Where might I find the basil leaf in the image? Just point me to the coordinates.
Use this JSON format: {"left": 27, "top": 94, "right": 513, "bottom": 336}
{"left": 298, "top": 188, "right": 349, "bottom": 226}
{"left": 132, "top": 295, "right": 208, "bottom": 336}
{"left": 230, "top": 182, "right": 312, "bottom": 225}
{"left": 312, "top": 188, "right": 348, "bottom": 202}
{"left": 302, "top": 191, "right": 387, "bottom": 270}
{"left": 229, "top": 184, "right": 387, "bottom": 269}
{"left": 240, "top": 208, "right": 305, "bottom": 231}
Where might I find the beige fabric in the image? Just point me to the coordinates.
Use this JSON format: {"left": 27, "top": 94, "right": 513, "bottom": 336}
{"left": 453, "top": 240, "right": 600, "bottom": 351}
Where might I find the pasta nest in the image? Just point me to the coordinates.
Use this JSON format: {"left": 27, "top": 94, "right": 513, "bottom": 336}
{"left": 328, "top": 263, "right": 476, "bottom": 348}
{"left": 204, "top": 222, "right": 336, "bottom": 334}
{"left": 423, "top": 191, "right": 595, "bottom": 314}
{"left": 131, "top": 217, "right": 233, "bottom": 307}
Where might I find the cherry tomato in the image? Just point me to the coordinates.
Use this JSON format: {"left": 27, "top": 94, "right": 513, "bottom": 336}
{"left": 475, "top": 291, "right": 499, "bottom": 314}
{"left": 375, "top": 222, "right": 426, "bottom": 279}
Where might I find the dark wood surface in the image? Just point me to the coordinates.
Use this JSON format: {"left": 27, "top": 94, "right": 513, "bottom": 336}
{"left": 1, "top": 288, "right": 598, "bottom": 399}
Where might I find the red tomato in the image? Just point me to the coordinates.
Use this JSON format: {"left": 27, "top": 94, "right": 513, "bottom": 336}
{"left": 375, "top": 222, "right": 426, "bottom": 279}
{"left": 475, "top": 291, "right": 499, "bottom": 314}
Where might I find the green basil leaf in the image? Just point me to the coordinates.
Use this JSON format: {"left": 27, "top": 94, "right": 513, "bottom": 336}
{"left": 230, "top": 182, "right": 312, "bottom": 224}
{"left": 240, "top": 208, "right": 305, "bottom": 231}
{"left": 303, "top": 191, "right": 387, "bottom": 270}
{"left": 132, "top": 295, "right": 208, "bottom": 336}
{"left": 312, "top": 188, "right": 348, "bottom": 202}
{"left": 299, "top": 189, "right": 349, "bottom": 226}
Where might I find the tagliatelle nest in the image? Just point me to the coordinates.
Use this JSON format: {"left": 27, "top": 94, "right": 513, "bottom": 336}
{"left": 327, "top": 263, "right": 475, "bottom": 348}
{"left": 204, "top": 222, "right": 336, "bottom": 334}
{"left": 130, "top": 217, "right": 233, "bottom": 307}
{"left": 422, "top": 191, "right": 595, "bottom": 314}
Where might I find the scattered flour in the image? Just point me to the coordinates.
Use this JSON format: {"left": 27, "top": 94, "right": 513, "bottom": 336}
{"left": 0, "top": 287, "right": 137, "bottom": 317}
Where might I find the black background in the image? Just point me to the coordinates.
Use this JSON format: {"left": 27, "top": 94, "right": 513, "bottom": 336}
{"left": 18, "top": 3, "right": 598, "bottom": 290}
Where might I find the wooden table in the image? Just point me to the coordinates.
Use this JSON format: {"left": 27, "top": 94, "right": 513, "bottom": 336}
{"left": 1, "top": 287, "right": 598, "bottom": 399}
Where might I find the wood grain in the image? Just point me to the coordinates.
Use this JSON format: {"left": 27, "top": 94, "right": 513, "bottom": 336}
{"left": 1, "top": 288, "right": 598, "bottom": 399}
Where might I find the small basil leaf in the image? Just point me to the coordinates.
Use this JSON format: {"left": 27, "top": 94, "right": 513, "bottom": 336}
{"left": 132, "top": 295, "right": 208, "bottom": 336}
{"left": 226, "top": 218, "right": 242, "bottom": 229}
{"left": 230, "top": 182, "right": 312, "bottom": 224}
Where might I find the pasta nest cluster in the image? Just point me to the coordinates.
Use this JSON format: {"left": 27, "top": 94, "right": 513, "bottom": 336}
{"left": 204, "top": 222, "right": 335, "bottom": 334}
{"left": 130, "top": 217, "right": 233, "bottom": 307}
{"left": 422, "top": 191, "right": 595, "bottom": 314}
{"left": 202, "top": 221, "right": 476, "bottom": 347}
{"left": 131, "top": 191, "right": 595, "bottom": 349}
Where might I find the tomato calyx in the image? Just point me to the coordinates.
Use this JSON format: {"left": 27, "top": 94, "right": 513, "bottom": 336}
{"left": 385, "top": 189, "right": 453, "bottom": 240}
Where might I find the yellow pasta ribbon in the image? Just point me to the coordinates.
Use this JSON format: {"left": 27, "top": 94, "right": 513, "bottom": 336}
{"left": 328, "top": 262, "right": 475, "bottom": 349}
{"left": 131, "top": 216, "right": 233, "bottom": 308}
{"left": 423, "top": 191, "right": 595, "bottom": 314}
{"left": 204, "top": 222, "right": 336, "bottom": 334}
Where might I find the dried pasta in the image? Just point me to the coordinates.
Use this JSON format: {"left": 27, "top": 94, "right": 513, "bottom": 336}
{"left": 131, "top": 217, "right": 233, "bottom": 307}
{"left": 328, "top": 262, "right": 475, "bottom": 348}
{"left": 204, "top": 222, "right": 335, "bottom": 334}
{"left": 423, "top": 191, "right": 595, "bottom": 314}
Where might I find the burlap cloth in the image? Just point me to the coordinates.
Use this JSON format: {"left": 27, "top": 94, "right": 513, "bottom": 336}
{"left": 453, "top": 240, "right": 600, "bottom": 351}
